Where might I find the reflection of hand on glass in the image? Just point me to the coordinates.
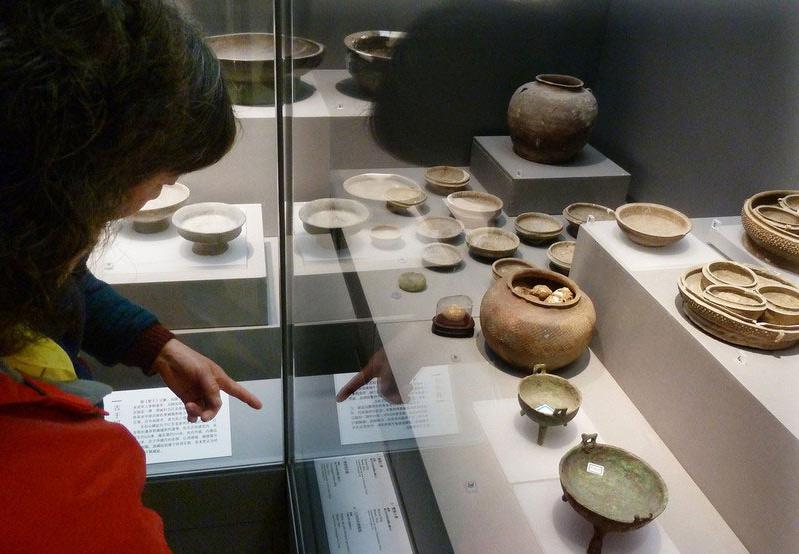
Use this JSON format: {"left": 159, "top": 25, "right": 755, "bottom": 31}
{"left": 336, "top": 348, "right": 412, "bottom": 405}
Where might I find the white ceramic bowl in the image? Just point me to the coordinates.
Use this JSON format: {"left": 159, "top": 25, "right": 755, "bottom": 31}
{"left": 172, "top": 202, "right": 246, "bottom": 255}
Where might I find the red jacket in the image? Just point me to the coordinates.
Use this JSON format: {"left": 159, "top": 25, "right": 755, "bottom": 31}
{"left": 0, "top": 372, "right": 171, "bottom": 553}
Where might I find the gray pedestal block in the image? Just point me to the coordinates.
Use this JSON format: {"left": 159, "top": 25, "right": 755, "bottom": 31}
{"left": 469, "top": 136, "right": 630, "bottom": 216}
{"left": 571, "top": 222, "right": 799, "bottom": 554}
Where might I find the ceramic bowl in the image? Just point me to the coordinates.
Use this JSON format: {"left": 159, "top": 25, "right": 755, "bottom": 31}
{"left": 415, "top": 217, "right": 464, "bottom": 242}
{"left": 615, "top": 202, "right": 691, "bottom": 247}
{"left": 779, "top": 194, "right": 799, "bottom": 213}
{"left": 700, "top": 261, "right": 758, "bottom": 289}
{"left": 518, "top": 365, "right": 582, "bottom": 446}
{"left": 424, "top": 166, "right": 470, "bottom": 193}
{"left": 369, "top": 224, "right": 402, "bottom": 247}
{"left": 298, "top": 198, "right": 369, "bottom": 234}
{"left": 491, "top": 258, "right": 536, "bottom": 280}
{"left": 744, "top": 263, "right": 797, "bottom": 288}
{"left": 466, "top": 227, "right": 519, "bottom": 259}
{"left": 741, "top": 189, "right": 799, "bottom": 265}
{"left": 514, "top": 212, "right": 563, "bottom": 243}
{"left": 131, "top": 182, "right": 190, "bottom": 233}
{"left": 385, "top": 186, "right": 427, "bottom": 211}
{"left": 758, "top": 284, "right": 799, "bottom": 325}
{"left": 421, "top": 242, "right": 463, "bottom": 269}
{"left": 701, "top": 285, "right": 766, "bottom": 320}
{"left": 445, "top": 191, "right": 503, "bottom": 227}
{"left": 753, "top": 205, "right": 799, "bottom": 232}
{"left": 547, "top": 240, "right": 576, "bottom": 272}
{"left": 207, "top": 33, "right": 323, "bottom": 104}
{"left": 172, "top": 202, "right": 246, "bottom": 255}
{"left": 562, "top": 202, "right": 615, "bottom": 233}
{"left": 344, "top": 30, "right": 405, "bottom": 96}
{"left": 677, "top": 265, "right": 799, "bottom": 350}
{"left": 342, "top": 173, "right": 421, "bottom": 202}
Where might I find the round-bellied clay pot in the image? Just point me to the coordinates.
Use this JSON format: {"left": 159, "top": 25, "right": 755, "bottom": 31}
{"left": 480, "top": 268, "right": 596, "bottom": 370}
{"left": 507, "top": 74, "right": 598, "bottom": 164}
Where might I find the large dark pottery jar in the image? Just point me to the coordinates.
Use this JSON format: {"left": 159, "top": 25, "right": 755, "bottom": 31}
{"left": 344, "top": 31, "right": 405, "bottom": 96}
{"left": 480, "top": 268, "right": 596, "bottom": 371}
{"left": 507, "top": 74, "right": 598, "bottom": 164}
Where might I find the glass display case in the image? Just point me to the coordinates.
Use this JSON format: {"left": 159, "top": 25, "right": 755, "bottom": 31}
{"left": 92, "top": 1, "right": 798, "bottom": 553}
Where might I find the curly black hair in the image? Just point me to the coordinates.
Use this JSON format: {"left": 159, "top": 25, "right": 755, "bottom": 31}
{"left": 0, "top": 0, "right": 235, "bottom": 355}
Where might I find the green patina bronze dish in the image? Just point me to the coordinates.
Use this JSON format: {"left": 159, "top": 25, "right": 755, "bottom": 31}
{"left": 518, "top": 364, "right": 581, "bottom": 445}
{"left": 559, "top": 434, "right": 668, "bottom": 554}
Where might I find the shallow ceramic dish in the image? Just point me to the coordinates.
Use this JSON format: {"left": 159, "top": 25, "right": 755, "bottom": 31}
{"left": 491, "top": 258, "right": 535, "bottom": 280}
{"left": 742, "top": 189, "right": 799, "bottom": 265}
{"left": 369, "top": 224, "right": 401, "bottom": 246}
{"left": 466, "top": 227, "right": 519, "bottom": 259}
{"left": 385, "top": 186, "right": 427, "bottom": 211}
{"left": 700, "top": 260, "right": 758, "bottom": 289}
{"left": 207, "top": 33, "right": 323, "bottom": 104}
{"left": 344, "top": 30, "right": 405, "bottom": 95}
{"left": 563, "top": 202, "right": 615, "bottom": 230}
{"left": 298, "top": 198, "right": 369, "bottom": 234}
{"left": 779, "top": 194, "right": 799, "bottom": 213}
{"left": 614, "top": 203, "right": 691, "bottom": 247}
{"left": 744, "top": 263, "right": 797, "bottom": 288}
{"left": 445, "top": 191, "right": 503, "bottom": 226}
{"left": 424, "top": 166, "right": 470, "bottom": 192}
{"left": 421, "top": 242, "right": 463, "bottom": 269}
{"left": 131, "top": 182, "right": 190, "bottom": 233}
{"left": 701, "top": 285, "right": 766, "bottom": 320}
{"left": 547, "top": 240, "right": 576, "bottom": 271}
{"left": 415, "top": 217, "right": 464, "bottom": 242}
{"left": 343, "top": 173, "right": 421, "bottom": 202}
{"left": 514, "top": 212, "right": 563, "bottom": 243}
{"left": 560, "top": 434, "right": 668, "bottom": 554}
{"left": 677, "top": 265, "right": 799, "bottom": 350}
{"left": 753, "top": 205, "right": 799, "bottom": 232}
{"left": 172, "top": 202, "right": 246, "bottom": 255}
{"left": 758, "top": 284, "right": 799, "bottom": 325}
{"left": 518, "top": 365, "right": 581, "bottom": 446}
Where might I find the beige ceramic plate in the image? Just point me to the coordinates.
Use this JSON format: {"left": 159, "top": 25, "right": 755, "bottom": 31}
{"left": 298, "top": 198, "right": 369, "bottom": 233}
{"left": 422, "top": 243, "right": 463, "bottom": 268}
{"left": 547, "top": 240, "right": 576, "bottom": 270}
{"left": 446, "top": 191, "right": 503, "bottom": 224}
{"left": 369, "top": 224, "right": 401, "bottom": 244}
{"left": 754, "top": 205, "right": 799, "bottom": 231}
{"left": 702, "top": 284, "right": 766, "bottom": 319}
{"left": 424, "top": 166, "right": 470, "bottom": 189}
{"left": 779, "top": 194, "right": 799, "bottom": 213}
{"left": 492, "top": 258, "right": 536, "bottom": 280}
{"left": 385, "top": 186, "right": 427, "bottom": 208}
{"left": 701, "top": 260, "right": 758, "bottom": 289}
{"left": 342, "top": 173, "right": 421, "bottom": 202}
{"left": 416, "top": 217, "right": 464, "bottom": 242}
{"left": 563, "top": 202, "right": 615, "bottom": 226}
{"left": 514, "top": 212, "right": 563, "bottom": 242}
{"left": 466, "top": 227, "right": 519, "bottom": 259}
{"left": 615, "top": 202, "right": 691, "bottom": 247}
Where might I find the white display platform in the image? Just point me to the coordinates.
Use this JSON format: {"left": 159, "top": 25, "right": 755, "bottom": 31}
{"left": 706, "top": 219, "right": 799, "bottom": 279}
{"left": 89, "top": 204, "right": 271, "bottom": 329}
{"left": 473, "top": 398, "right": 601, "bottom": 484}
{"left": 470, "top": 136, "right": 630, "bottom": 215}
{"left": 572, "top": 219, "right": 799, "bottom": 554}
{"left": 292, "top": 318, "right": 745, "bottom": 553}
{"left": 514, "top": 480, "right": 679, "bottom": 554}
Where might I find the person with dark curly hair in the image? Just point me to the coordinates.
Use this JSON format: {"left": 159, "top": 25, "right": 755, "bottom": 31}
{"left": 0, "top": 1, "right": 262, "bottom": 550}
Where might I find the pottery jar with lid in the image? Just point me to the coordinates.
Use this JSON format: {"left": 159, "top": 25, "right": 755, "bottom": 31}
{"left": 480, "top": 268, "right": 596, "bottom": 370}
{"left": 507, "top": 74, "right": 598, "bottom": 164}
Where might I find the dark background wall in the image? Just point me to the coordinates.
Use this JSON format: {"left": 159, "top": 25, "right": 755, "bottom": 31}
{"left": 592, "top": 0, "right": 799, "bottom": 216}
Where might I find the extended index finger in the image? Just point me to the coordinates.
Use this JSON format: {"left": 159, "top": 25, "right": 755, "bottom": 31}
{"left": 218, "top": 373, "right": 263, "bottom": 410}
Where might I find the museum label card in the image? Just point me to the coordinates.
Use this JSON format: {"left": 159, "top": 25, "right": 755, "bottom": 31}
{"left": 104, "top": 387, "right": 232, "bottom": 464}
{"left": 315, "top": 453, "right": 413, "bottom": 554}
{"left": 334, "top": 365, "right": 458, "bottom": 445}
